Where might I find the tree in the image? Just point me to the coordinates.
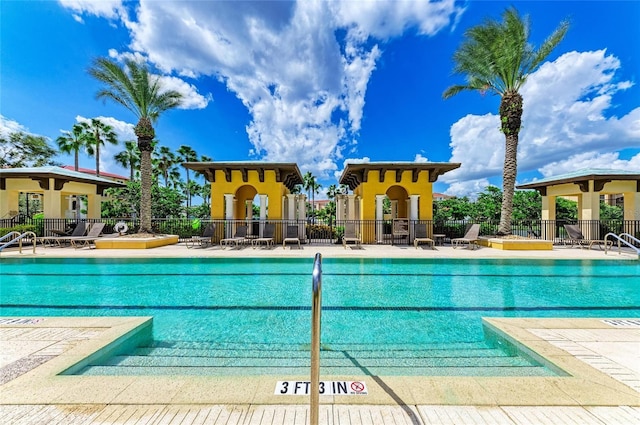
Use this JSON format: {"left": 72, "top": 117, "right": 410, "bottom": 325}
{"left": 57, "top": 123, "right": 91, "bottom": 171}
{"left": 85, "top": 118, "right": 118, "bottom": 177}
{"left": 156, "top": 145, "right": 178, "bottom": 187}
{"left": 177, "top": 145, "right": 198, "bottom": 209}
{"left": 443, "top": 8, "right": 568, "bottom": 235}
{"left": 102, "top": 180, "right": 185, "bottom": 219}
{"left": 0, "top": 132, "right": 58, "bottom": 168}
{"left": 89, "top": 57, "right": 183, "bottom": 233}
{"left": 114, "top": 140, "right": 140, "bottom": 181}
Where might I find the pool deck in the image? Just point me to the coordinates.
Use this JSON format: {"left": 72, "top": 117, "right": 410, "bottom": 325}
{"left": 1, "top": 243, "right": 639, "bottom": 424}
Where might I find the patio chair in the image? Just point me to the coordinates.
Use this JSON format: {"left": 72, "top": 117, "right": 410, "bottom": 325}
{"left": 220, "top": 225, "right": 249, "bottom": 248}
{"left": 342, "top": 222, "right": 362, "bottom": 249}
{"left": 563, "top": 224, "right": 612, "bottom": 250}
{"left": 413, "top": 224, "right": 434, "bottom": 249}
{"left": 392, "top": 218, "right": 409, "bottom": 245}
{"left": 252, "top": 223, "right": 275, "bottom": 249}
{"left": 70, "top": 223, "right": 107, "bottom": 249}
{"left": 39, "top": 222, "right": 87, "bottom": 247}
{"left": 283, "top": 225, "right": 301, "bottom": 249}
{"left": 452, "top": 223, "right": 480, "bottom": 250}
{"left": 186, "top": 223, "right": 216, "bottom": 248}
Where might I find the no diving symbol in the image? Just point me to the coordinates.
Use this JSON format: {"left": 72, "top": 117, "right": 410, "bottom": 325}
{"left": 351, "top": 381, "right": 365, "bottom": 392}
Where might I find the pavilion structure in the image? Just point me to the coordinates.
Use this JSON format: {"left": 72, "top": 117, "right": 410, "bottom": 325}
{"left": 182, "top": 161, "right": 304, "bottom": 241}
{"left": 517, "top": 169, "right": 640, "bottom": 240}
{"left": 0, "top": 166, "right": 125, "bottom": 221}
{"left": 338, "top": 162, "right": 460, "bottom": 243}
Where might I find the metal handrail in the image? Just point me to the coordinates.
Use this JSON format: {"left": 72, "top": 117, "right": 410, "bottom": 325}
{"left": 0, "top": 231, "right": 21, "bottom": 243}
{"left": 604, "top": 232, "right": 640, "bottom": 258}
{"left": 310, "top": 253, "right": 322, "bottom": 425}
{"left": 0, "top": 231, "right": 37, "bottom": 254}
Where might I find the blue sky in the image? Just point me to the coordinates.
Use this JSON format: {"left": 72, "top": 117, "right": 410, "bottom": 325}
{"left": 2, "top": 0, "right": 639, "bottom": 198}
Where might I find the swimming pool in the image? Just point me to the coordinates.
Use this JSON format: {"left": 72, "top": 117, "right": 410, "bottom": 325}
{"left": 1, "top": 257, "right": 638, "bottom": 377}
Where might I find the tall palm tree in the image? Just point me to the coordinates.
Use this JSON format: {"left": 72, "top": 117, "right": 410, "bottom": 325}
{"left": 85, "top": 118, "right": 118, "bottom": 177}
{"left": 88, "top": 57, "right": 183, "bottom": 233}
{"left": 114, "top": 140, "right": 139, "bottom": 181}
{"left": 443, "top": 8, "right": 568, "bottom": 235}
{"left": 56, "top": 122, "right": 90, "bottom": 171}
{"left": 177, "top": 145, "right": 198, "bottom": 209}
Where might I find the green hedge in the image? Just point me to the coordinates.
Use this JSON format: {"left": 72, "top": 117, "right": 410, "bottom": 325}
{"left": 0, "top": 224, "right": 37, "bottom": 237}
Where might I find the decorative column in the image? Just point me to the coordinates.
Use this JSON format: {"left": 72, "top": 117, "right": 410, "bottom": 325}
{"left": 336, "top": 194, "right": 345, "bottom": 223}
{"left": 246, "top": 199, "right": 253, "bottom": 235}
{"left": 42, "top": 179, "right": 62, "bottom": 218}
{"left": 580, "top": 182, "right": 600, "bottom": 240}
{"left": 541, "top": 195, "right": 556, "bottom": 241}
{"left": 86, "top": 194, "right": 102, "bottom": 219}
{"left": 298, "top": 194, "right": 307, "bottom": 241}
{"left": 259, "top": 194, "right": 267, "bottom": 237}
{"left": 375, "top": 194, "right": 385, "bottom": 243}
{"left": 409, "top": 195, "right": 419, "bottom": 242}
{"left": 224, "top": 194, "right": 234, "bottom": 238}
{"left": 623, "top": 191, "right": 640, "bottom": 235}
{"left": 347, "top": 195, "right": 356, "bottom": 220}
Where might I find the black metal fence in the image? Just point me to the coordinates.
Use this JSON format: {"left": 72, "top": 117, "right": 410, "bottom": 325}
{"left": 2, "top": 216, "right": 639, "bottom": 246}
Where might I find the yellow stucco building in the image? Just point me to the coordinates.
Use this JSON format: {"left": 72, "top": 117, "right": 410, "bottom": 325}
{"left": 0, "top": 166, "right": 125, "bottom": 220}
{"left": 517, "top": 169, "right": 640, "bottom": 240}
{"left": 338, "top": 162, "right": 460, "bottom": 243}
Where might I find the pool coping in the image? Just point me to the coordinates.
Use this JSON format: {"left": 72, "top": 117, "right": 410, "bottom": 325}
{"left": 1, "top": 316, "right": 638, "bottom": 407}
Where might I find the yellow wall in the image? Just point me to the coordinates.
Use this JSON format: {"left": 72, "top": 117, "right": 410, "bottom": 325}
{"left": 210, "top": 169, "right": 289, "bottom": 219}
{"left": 354, "top": 170, "right": 434, "bottom": 220}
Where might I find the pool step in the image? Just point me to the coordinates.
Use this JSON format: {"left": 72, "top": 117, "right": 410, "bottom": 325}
{"left": 79, "top": 341, "right": 554, "bottom": 377}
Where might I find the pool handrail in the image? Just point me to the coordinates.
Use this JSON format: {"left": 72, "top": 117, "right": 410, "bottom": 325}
{"left": 604, "top": 232, "right": 640, "bottom": 258}
{"left": 310, "top": 252, "right": 322, "bottom": 425}
{"left": 0, "top": 231, "right": 37, "bottom": 254}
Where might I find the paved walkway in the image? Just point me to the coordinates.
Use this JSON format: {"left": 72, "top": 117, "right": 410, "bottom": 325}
{"left": 1, "top": 242, "right": 639, "bottom": 424}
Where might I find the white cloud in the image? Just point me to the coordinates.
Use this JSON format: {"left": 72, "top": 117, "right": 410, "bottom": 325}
{"left": 414, "top": 153, "right": 429, "bottom": 163}
{"left": 333, "top": 156, "right": 371, "bottom": 181}
{"left": 0, "top": 115, "right": 32, "bottom": 138}
{"left": 443, "top": 50, "right": 640, "bottom": 196}
{"left": 445, "top": 179, "right": 490, "bottom": 201}
{"left": 58, "top": 0, "right": 126, "bottom": 22}
{"left": 72, "top": 0, "right": 462, "bottom": 178}
{"left": 538, "top": 152, "right": 640, "bottom": 177}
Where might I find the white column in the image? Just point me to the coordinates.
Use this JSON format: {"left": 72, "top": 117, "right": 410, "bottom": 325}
{"left": 391, "top": 200, "right": 397, "bottom": 219}
{"left": 259, "top": 194, "right": 267, "bottom": 237}
{"left": 409, "top": 195, "right": 419, "bottom": 242}
{"left": 298, "top": 195, "right": 307, "bottom": 241}
{"left": 246, "top": 199, "right": 253, "bottom": 235}
{"left": 336, "top": 194, "right": 345, "bottom": 223}
{"left": 376, "top": 194, "right": 385, "bottom": 243}
{"left": 287, "top": 194, "right": 297, "bottom": 220}
{"left": 224, "top": 194, "right": 234, "bottom": 238}
{"left": 347, "top": 195, "right": 356, "bottom": 220}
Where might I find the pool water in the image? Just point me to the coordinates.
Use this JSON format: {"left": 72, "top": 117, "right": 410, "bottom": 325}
{"left": 1, "top": 258, "right": 638, "bottom": 377}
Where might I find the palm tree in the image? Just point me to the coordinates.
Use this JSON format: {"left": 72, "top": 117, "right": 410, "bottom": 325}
{"left": 156, "top": 146, "right": 177, "bottom": 187}
{"left": 56, "top": 122, "right": 90, "bottom": 171}
{"left": 88, "top": 57, "right": 183, "bottom": 233}
{"left": 443, "top": 8, "right": 568, "bottom": 235}
{"left": 114, "top": 140, "right": 139, "bottom": 181}
{"left": 177, "top": 145, "right": 198, "bottom": 208}
{"left": 85, "top": 118, "right": 118, "bottom": 177}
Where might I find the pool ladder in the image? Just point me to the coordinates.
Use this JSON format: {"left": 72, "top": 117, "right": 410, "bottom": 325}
{"left": 604, "top": 232, "right": 640, "bottom": 258}
{"left": 310, "top": 253, "right": 322, "bottom": 425}
{"left": 0, "top": 231, "right": 37, "bottom": 254}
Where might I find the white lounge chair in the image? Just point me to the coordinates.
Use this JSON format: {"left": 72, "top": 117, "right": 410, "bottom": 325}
{"left": 221, "top": 225, "right": 249, "bottom": 248}
{"left": 186, "top": 223, "right": 216, "bottom": 248}
{"left": 413, "top": 224, "right": 434, "bottom": 249}
{"left": 70, "top": 223, "right": 107, "bottom": 249}
{"left": 283, "top": 225, "right": 301, "bottom": 249}
{"left": 342, "top": 222, "right": 362, "bottom": 249}
{"left": 452, "top": 223, "right": 480, "bottom": 250}
{"left": 252, "top": 223, "right": 275, "bottom": 249}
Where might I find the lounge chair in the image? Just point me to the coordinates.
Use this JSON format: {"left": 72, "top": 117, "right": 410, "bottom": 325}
{"left": 220, "top": 225, "right": 249, "bottom": 248}
{"left": 283, "top": 225, "right": 301, "bottom": 249}
{"left": 252, "top": 223, "right": 275, "bottom": 249}
{"left": 413, "top": 224, "right": 434, "bottom": 249}
{"left": 563, "top": 224, "right": 612, "bottom": 250}
{"left": 39, "top": 222, "right": 87, "bottom": 247}
{"left": 70, "top": 223, "right": 106, "bottom": 249}
{"left": 186, "top": 223, "right": 216, "bottom": 248}
{"left": 452, "top": 223, "right": 480, "bottom": 250}
{"left": 342, "top": 222, "right": 362, "bottom": 249}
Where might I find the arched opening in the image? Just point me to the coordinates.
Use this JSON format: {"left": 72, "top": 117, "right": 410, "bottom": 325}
{"left": 234, "top": 185, "right": 258, "bottom": 219}
{"left": 385, "top": 185, "right": 409, "bottom": 218}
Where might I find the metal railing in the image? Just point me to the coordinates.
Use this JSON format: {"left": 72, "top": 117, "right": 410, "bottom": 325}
{"left": 0, "top": 231, "right": 37, "bottom": 254}
{"left": 3, "top": 217, "right": 639, "bottom": 247}
{"left": 310, "top": 253, "right": 322, "bottom": 425}
{"left": 605, "top": 232, "right": 640, "bottom": 258}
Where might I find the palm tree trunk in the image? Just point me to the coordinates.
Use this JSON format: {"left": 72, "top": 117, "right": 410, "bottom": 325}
{"left": 74, "top": 150, "right": 79, "bottom": 171}
{"left": 139, "top": 138, "right": 154, "bottom": 233}
{"left": 497, "top": 91, "right": 523, "bottom": 236}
